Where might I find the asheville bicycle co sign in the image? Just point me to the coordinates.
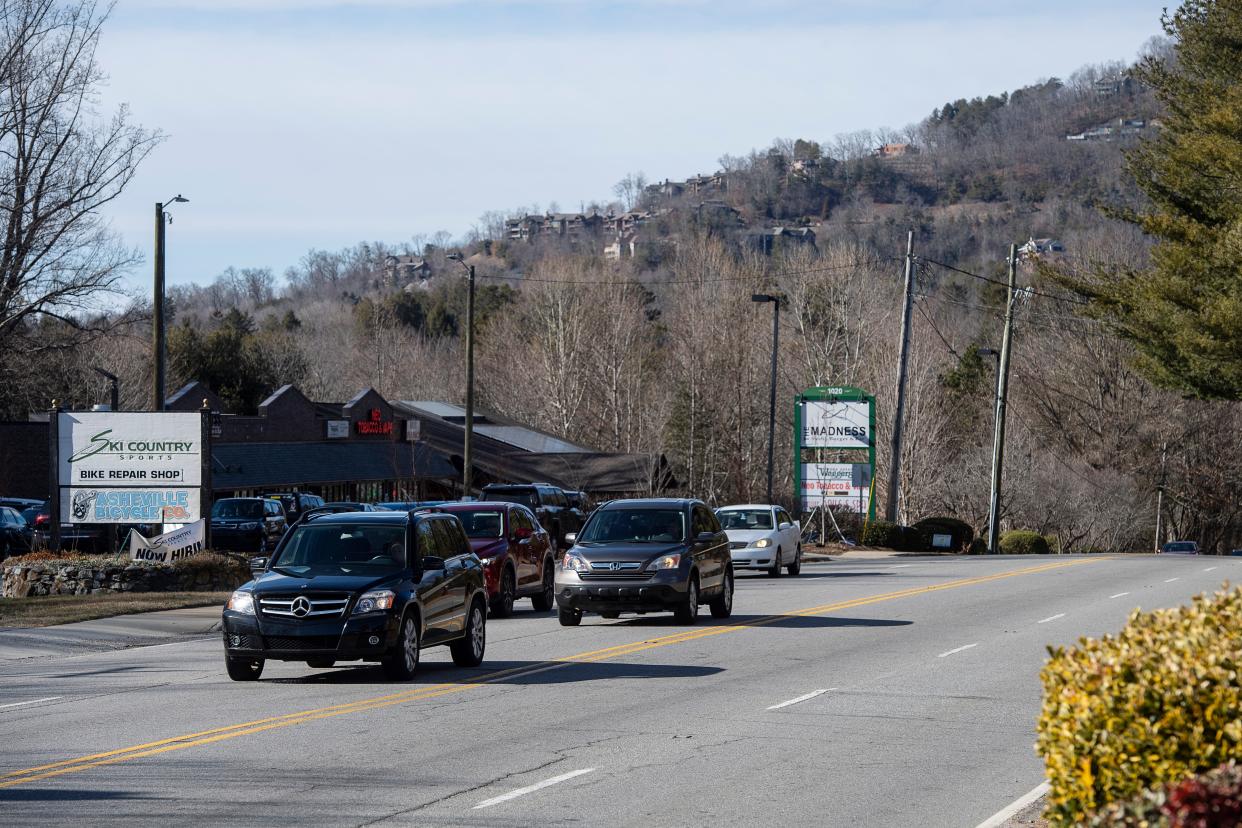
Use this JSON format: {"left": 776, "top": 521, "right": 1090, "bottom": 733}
{"left": 56, "top": 412, "right": 205, "bottom": 524}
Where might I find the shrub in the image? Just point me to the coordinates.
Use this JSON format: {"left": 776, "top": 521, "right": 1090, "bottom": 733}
{"left": 1087, "top": 762, "right": 1242, "bottom": 827}
{"left": 1037, "top": 588, "right": 1242, "bottom": 825}
{"left": 999, "top": 529, "right": 1049, "bottom": 555}
{"left": 914, "top": 517, "right": 975, "bottom": 551}
{"left": 860, "top": 521, "right": 924, "bottom": 551}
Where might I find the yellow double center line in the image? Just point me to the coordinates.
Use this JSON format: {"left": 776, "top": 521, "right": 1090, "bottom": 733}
{"left": 0, "top": 556, "right": 1102, "bottom": 788}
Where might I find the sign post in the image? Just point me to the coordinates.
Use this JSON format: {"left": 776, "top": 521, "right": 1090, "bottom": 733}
{"left": 794, "top": 386, "right": 876, "bottom": 522}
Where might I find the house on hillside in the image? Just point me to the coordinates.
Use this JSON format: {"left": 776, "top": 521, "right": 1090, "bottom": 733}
{"left": 383, "top": 254, "right": 431, "bottom": 285}
{"left": 505, "top": 211, "right": 605, "bottom": 244}
{"left": 875, "top": 143, "right": 917, "bottom": 159}
{"left": 1018, "top": 237, "right": 1065, "bottom": 257}
{"left": 748, "top": 226, "right": 816, "bottom": 255}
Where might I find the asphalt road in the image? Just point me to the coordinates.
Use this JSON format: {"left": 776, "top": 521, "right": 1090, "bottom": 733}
{"left": 1, "top": 554, "right": 1237, "bottom": 827}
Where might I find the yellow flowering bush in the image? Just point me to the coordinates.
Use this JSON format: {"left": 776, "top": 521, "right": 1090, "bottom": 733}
{"left": 1037, "top": 587, "right": 1242, "bottom": 825}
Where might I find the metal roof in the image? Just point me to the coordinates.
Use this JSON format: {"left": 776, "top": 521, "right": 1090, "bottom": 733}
{"left": 473, "top": 425, "right": 589, "bottom": 454}
{"left": 211, "top": 441, "right": 458, "bottom": 490}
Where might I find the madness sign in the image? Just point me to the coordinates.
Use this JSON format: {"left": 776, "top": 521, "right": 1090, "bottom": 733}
{"left": 800, "top": 401, "right": 871, "bottom": 449}
{"left": 800, "top": 463, "right": 872, "bottom": 513}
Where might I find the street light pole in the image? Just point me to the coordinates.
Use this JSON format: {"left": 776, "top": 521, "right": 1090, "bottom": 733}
{"left": 448, "top": 254, "right": 477, "bottom": 497}
{"left": 752, "top": 293, "right": 780, "bottom": 503}
{"left": 92, "top": 367, "right": 119, "bottom": 411}
{"left": 152, "top": 195, "right": 188, "bottom": 412}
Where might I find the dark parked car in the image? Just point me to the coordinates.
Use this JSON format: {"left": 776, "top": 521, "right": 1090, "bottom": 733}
{"left": 480, "top": 483, "right": 584, "bottom": 550}
{"left": 438, "top": 502, "right": 556, "bottom": 617}
{"left": 28, "top": 500, "right": 139, "bottom": 553}
{"left": 211, "top": 498, "right": 288, "bottom": 554}
{"left": 222, "top": 509, "right": 488, "bottom": 681}
{"left": 262, "top": 492, "right": 325, "bottom": 523}
{"left": 555, "top": 498, "right": 733, "bottom": 626}
{"left": 0, "top": 506, "right": 33, "bottom": 559}
{"left": 564, "top": 490, "right": 596, "bottom": 515}
{"left": 0, "top": 497, "right": 43, "bottom": 513}
{"left": 1161, "top": 540, "right": 1199, "bottom": 555}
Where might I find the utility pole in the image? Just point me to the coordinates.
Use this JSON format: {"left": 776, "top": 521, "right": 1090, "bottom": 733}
{"left": 153, "top": 201, "right": 166, "bottom": 411}
{"left": 1154, "top": 440, "right": 1168, "bottom": 553}
{"left": 886, "top": 230, "right": 915, "bottom": 523}
{"left": 987, "top": 244, "right": 1019, "bottom": 554}
{"left": 463, "top": 264, "right": 477, "bottom": 498}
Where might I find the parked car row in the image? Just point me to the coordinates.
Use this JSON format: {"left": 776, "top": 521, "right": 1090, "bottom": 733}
{"left": 220, "top": 494, "right": 800, "bottom": 682}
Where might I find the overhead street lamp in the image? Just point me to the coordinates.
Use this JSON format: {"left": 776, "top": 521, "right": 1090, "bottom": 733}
{"left": 92, "top": 366, "right": 119, "bottom": 412}
{"left": 446, "top": 252, "right": 477, "bottom": 498}
{"left": 752, "top": 293, "right": 781, "bottom": 504}
{"left": 153, "top": 194, "right": 189, "bottom": 412}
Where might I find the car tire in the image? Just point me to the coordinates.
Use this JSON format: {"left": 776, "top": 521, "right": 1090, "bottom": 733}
{"left": 382, "top": 613, "right": 421, "bottom": 680}
{"left": 451, "top": 599, "right": 487, "bottom": 667}
{"left": 768, "top": 548, "right": 783, "bottom": 578}
{"left": 491, "top": 567, "right": 515, "bottom": 618}
{"left": 531, "top": 559, "right": 555, "bottom": 612}
{"left": 709, "top": 569, "right": 733, "bottom": 618}
{"left": 306, "top": 658, "right": 335, "bottom": 668}
{"left": 787, "top": 545, "right": 802, "bottom": 576}
{"left": 673, "top": 575, "right": 699, "bottom": 624}
{"left": 558, "top": 606, "right": 582, "bottom": 626}
{"left": 226, "top": 656, "right": 264, "bottom": 681}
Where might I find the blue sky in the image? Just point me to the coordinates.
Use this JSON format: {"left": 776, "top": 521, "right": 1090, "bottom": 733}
{"left": 95, "top": 0, "right": 1168, "bottom": 291}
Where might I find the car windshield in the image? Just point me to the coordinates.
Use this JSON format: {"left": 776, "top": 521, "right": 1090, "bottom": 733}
{"left": 717, "top": 509, "right": 774, "bottom": 530}
{"left": 454, "top": 510, "right": 504, "bottom": 538}
{"left": 487, "top": 491, "right": 538, "bottom": 509}
{"left": 579, "top": 509, "right": 685, "bottom": 543}
{"left": 213, "top": 500, "right": 264, "bottom": 520}
{"left": 271, "top": 524, "right": 406, "bottom": 575}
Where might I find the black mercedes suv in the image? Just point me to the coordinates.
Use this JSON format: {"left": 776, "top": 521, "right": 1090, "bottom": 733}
{"left": 221, "top": 509, "right": 488, "bottom": 681}
{"left": 554, "top": 498, "right": 733, "bottom": 626}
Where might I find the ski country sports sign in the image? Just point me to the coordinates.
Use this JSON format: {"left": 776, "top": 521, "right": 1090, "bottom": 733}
{"left": 57, "top": 412, "right": 205, "bottom": 524}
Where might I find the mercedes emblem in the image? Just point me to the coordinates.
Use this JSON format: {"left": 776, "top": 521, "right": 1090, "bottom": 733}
{"left": 291, "top": 596, "right": 312, "bottom": 617}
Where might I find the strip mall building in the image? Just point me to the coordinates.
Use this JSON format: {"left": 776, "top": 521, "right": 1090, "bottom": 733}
{"left": 0, "top": 382, "right": 670, "bottom": 502}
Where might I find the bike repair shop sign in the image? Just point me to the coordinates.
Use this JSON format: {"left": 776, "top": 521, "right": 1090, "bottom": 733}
{"left": 57, "top": 412, "right": 204, "bottom": 523}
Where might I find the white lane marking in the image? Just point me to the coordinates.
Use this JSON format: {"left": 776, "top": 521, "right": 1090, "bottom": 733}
{"left": 937, "top": 643, "right": 978, "bottom": 658}
{"left": 1109, "top": 592, "right": 1130, "bottom": 599}
{"left": 474, "top": 768, "right": 596, "bottom": 809}
{"left": 1037, "top": 613, "right": 1065, "bottom": 624}
{"left": 0, "top": 697, "right": 61, "bottom": 710}
{"left": 1204, "top": 567, "right": 1218, "bottom": 572}
{"left": 766, "top": 688, "right": 836, "bottom": 710}
{"left": 889, "top": 564, "right": 914, "bottom": 569}
{"left": 1164, "top": 577, "right": 1180, "bottom": 583}
{"left": 974, "top": 781, "right": 1050, "bottom": 828}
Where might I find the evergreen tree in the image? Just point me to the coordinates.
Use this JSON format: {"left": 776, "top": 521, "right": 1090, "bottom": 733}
{"left": 1070, "top": 0, "right": 1242, "bottom": 398}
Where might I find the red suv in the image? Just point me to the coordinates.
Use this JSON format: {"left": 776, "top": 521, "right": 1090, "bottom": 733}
{"left": 438, "top": 502, "right": 555, "bottom": 617}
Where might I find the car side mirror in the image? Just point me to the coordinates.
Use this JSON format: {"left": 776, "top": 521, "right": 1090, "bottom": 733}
{"left": 249, "top": 556, "right": 269, "bottom": 575}
{"left": 564, "top": 532, "right": 577, "bottom": 545}
{"left": 779, "top": 522, "right": 792, "bottom": 530}
{"left": 695, "top": 531, "right": 716, "bottom": 543}
{"left": 421, "top": 556, "right": 445, "bottom": 571}
{"left": 514, "top": 526, "right": 533, "bottom": 540}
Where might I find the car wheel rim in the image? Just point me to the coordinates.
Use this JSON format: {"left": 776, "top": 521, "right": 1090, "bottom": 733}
{"left": 689, "top": 581, "right": 697, "bottom": 612}
{"left": 503, "top": 573, "right": 514, "bottom": 611}
{"left": 725, "top": 577, "right": 733, "bottom": 610}
{"left": 471, "top": 607, "right": 484, "bottom": 657}
{"left": 403, "top": 618, "right": 418, "bottom": 671}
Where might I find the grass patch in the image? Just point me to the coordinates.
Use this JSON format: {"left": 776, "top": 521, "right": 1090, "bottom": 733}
{"left": 0, "top": 591, "right": 231, "bottom": 628}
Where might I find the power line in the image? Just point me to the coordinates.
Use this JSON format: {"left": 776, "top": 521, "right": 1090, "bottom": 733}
{"left": 914, "top": 298, "right": 960, "bottom": 358}
{"left": 917, "top": 256, "right": 1092, "bottom": 307}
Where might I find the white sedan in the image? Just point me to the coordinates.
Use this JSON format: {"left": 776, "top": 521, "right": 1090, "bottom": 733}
{"left": 715, "top": 504, "right": 802, "bottom": 576}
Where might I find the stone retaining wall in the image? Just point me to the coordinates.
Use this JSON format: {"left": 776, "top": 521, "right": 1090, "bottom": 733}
{"left": 2, "top": 555, "right": 248, "bottom": 598}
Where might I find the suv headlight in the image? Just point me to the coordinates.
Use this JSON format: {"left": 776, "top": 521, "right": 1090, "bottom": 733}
{"left": 227, "top": 590, "right": 255, "bottom": 615}
{"left": 562, "top": 552, "right": 589, "bottom": 574}
{"left": 648, "top": 553, "right": 681, "bottom": 571}
{"left": 752, "top": 538, "right": 771, "bottom": 548}
{"left": 353, "top": 590, "right": 396, "bottom": 614}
